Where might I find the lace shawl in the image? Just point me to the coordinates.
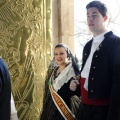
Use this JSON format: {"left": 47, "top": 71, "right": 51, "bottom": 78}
{"left": 52, "top": 63, "right": 75, "bottom": 92}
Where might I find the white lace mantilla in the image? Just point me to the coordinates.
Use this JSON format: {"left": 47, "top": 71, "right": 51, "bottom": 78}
{"left": 52, "top": 63, "right": 75, "bottom": 92}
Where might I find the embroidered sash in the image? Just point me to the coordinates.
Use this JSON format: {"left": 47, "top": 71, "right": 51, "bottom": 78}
{"left": 49, "top": 84, "right": 75, "bottom": 120}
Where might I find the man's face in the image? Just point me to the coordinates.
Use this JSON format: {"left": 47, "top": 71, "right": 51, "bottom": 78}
{"left": 87, "top": 7, "right": 107, "bottom": 36}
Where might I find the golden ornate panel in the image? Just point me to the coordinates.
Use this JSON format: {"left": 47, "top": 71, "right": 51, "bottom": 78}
{"left": 0, "top": 0, "right": 52, "bottom": 120}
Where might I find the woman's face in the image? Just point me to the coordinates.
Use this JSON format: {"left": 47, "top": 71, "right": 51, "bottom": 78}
{"left": 54, "top": 47, "right": 69, "bottom": 66}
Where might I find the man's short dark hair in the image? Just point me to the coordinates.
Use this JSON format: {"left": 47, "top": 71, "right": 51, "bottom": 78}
{"left": 86, "top": 1, "right": 108, "bottom": 17}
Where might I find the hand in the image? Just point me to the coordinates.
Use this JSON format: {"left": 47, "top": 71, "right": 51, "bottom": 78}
{"left": 69, "top": 80, "right": 79, "bottom": 91}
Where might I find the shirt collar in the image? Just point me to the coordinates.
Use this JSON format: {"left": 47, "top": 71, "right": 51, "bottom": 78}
{"left": 93, "top": 31, "right": 108, "bottom": 43}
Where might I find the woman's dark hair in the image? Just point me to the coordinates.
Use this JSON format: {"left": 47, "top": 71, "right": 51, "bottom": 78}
{"left": 86, "top": 1, "right": 108, "bottom": 17}
{"left": 55, "top": 43, "right": 80, "bottom": 75}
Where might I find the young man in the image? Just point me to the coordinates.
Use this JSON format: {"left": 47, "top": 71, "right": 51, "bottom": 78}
{"left": 0, "top": 57, "right": 11, "bottom": 120}
{"left": 70, "top": 1, "right": 120, "bottom": 120}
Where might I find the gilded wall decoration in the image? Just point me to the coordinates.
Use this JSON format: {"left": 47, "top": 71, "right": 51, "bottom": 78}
{"left": 0, "top": 0, "right": 52, "bottom": 120}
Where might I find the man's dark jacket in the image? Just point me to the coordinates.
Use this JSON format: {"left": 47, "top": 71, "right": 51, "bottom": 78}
{"left": 0, "top": 58, "right": 11, "bottom": 120}
{"left": 81, "top": 31, "right": 120, "bottom": 120}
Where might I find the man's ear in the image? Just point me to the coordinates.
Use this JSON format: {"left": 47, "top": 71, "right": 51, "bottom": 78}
{"left": 104, "top": 16, "right": 108, "bottom": 22}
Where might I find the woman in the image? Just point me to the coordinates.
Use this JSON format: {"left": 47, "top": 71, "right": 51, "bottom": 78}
{"left": 40, "top": 43, "right": 80, "bottom": 120}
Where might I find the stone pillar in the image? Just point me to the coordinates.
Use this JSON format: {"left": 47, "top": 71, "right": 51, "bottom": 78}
{"left": 52, "top": 0, "right": 74, "bottom": 54}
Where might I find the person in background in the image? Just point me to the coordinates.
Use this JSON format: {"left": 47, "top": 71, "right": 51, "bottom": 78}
{"left": 40, "top": 43, "right": 80, "bottom": 120}
{"left": 70, "top": 1, "right": 120, "bottom": 120}
{"left": 0, "top": 57, "right": 11, "bottom": 120}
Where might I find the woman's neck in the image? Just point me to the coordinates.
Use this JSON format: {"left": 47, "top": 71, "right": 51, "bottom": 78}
{"left": 56, "top": 63, "right": 70, "bottom": 77}
{"left": 58, "top": 64, "right": 67, "bottom": 72}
